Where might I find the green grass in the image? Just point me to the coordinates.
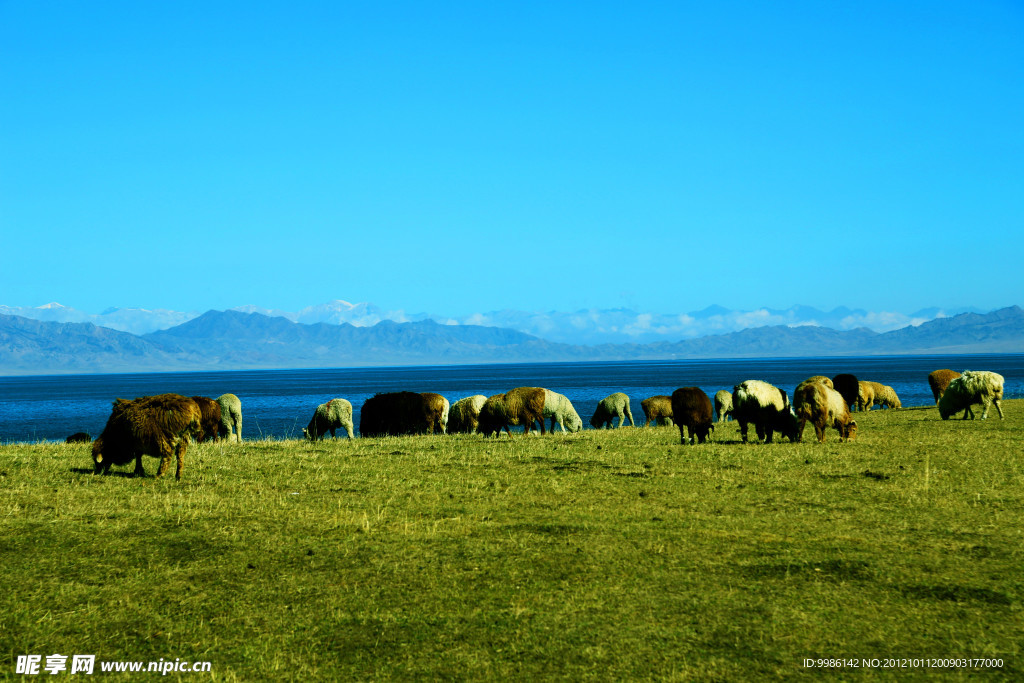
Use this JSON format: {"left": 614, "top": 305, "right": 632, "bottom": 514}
{"left": 2, "top": 402, "right": 1023, "bottom": 680}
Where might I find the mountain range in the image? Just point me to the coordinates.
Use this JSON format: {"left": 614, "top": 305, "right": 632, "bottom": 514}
{"left": 1, "top": 306, "right": 1022, "bottom": 375}
{"left": 0, "top": 301, "right": 986, "bottom": 344}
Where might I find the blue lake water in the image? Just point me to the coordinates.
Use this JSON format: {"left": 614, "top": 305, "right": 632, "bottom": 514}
{"left": 2, "top": 354, "right": 1023, "bottom": 443}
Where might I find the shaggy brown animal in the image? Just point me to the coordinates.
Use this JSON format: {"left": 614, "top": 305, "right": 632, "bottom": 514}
{"left": 928, "top": 369, "right": 961, "bottom": 404}
{"left": 478, "top": 387, "right": 547, "bottom": 437}
{"left": 856, "top": 381, "right": 876, "bottom": 411}
{"left": 832, "top": 374, "right": 860, "bottom": 412}
{"left": 794, "top": 383, "right": 857, "bottom": 443}
{"left": 448, "top": 395, "right": 487, "bottom": 434}
{"left": 359, "top": 392, "right": 435, "bottom": 437}
{"left": 641, "top": 395, "right": 674, "bottom": 427}
{"left": 421, "top": 392, "right": 449, "bottom": 434}
{"left": 65, "top": 432, "right": 91, "bottom": 443}
{"left": 670, "top": 388, "right": 714, "bottom": 444}
{"left": 191, "top": 396, "right": 223, "bottom": 442}
{"left": 92, "top": 394, "right": 202, "bottom": 480}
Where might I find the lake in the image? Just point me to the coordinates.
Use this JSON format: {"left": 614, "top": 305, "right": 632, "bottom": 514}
{"left": 2, "top": 354, "right": 1022, "bottom": 443}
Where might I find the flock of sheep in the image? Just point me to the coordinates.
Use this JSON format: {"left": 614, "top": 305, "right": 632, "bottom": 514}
{"left": 81, "top": 367, "right": 1006, "bottom": 482}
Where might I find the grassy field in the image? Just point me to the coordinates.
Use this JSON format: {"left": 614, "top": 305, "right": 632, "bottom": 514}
{"left": 2, "top": 401, "right": 1022, "bottom": 680}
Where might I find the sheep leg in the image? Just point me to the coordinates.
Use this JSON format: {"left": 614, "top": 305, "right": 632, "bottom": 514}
{"left": 174, "top": 439, "right": 187, "bottom": 480}
{"left": 797, "top": 417, "right": 808, "bottom": 443}
{"left": 625, "top": 408, "right": 635, "bottom": 427}
{"left": 994, "top": 399, "right": 1004, "bottom": 419}
{"left": 980, "top": 399, "right": 991, "bottom": 420}
{"left": 133, "top": 454, "right": 146, "bottom": 477}
{"left": 155, "top": 439, "right": 175, "bottom": 479}
{"left": 814, "top": 422, "right": 826, "bottom": 443}
{"left": 755, "top": 424, "right": 766, "bottom": 443}
{"left": 739, "top": 421, "right": 750, "bottom": 443}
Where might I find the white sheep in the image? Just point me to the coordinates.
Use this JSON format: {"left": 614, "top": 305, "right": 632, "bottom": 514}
{"left": 938, "top": 370, "right": 1005, "bottom": 420}
{"left": 543, "top": 389, "right": 583, "bottom": 433}
{"left": 590, "top": 392, "right": 635, "bottom": 429}
{"left": 713, "top": 390, "right": 733, "bottom": 424}
{"left": 216, "top": 393, "right": 243, "bottom": 443}
{"left": 303, "top": 398, "right": 355, "bottom": 440}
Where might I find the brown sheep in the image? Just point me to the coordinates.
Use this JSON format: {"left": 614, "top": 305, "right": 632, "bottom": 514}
{"left": 478, "top": 387, "right": 547, "bottom": 437}
{"left": 421, "top": 392, "right": 450, "bottom": 434}
{"left": 448, "top": 395, "right": 487, "bottom": 434}
{"left": 800, "top": 376, "right": 834, "bottom": 389}
{"left": 65, "top": 432, "right": 91, "bottom": 443}
{"left": 858, "top": 381, "right": 900, "bottom": 410}
{"left": 856, "top": 381, "right": 876, "bottom": 411}
{"left": 670, "top": 387, "right": 714, "bottom": 444}
{"left": 794, "top": 383, "right": 857, "bottom": 443}
{"left": 928, "top": 369, "right": 961, "bottom": 404}
{"left": 872, "top": 383, "right": 902, "bottom": 409}
{"left": 91, "top": 394, "right": 202, "bottom": 480}
{"left": 191, "top": 396, "right": 223, "bottom": 442}
{"left": 641, "top": 395, "right": 674, "bottom": 427}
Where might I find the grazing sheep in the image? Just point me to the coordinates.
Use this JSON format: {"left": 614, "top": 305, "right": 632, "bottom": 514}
{"left": 216, "top": 393, "right": 243, "bottom": 443}
{"left": 858, "top": 381, "right": 899, "bottom": 410}
{"left": 543, "top": 389, "right": 583, "bottom": 433}
{"left": 832, "top": 374, "right": 860, "bottom": 412}
{"left": 478, "top": 387, "right": 547, "bottom": 437}
{"left": 641, "top": 395, "right": 674, "bottom": 427}
{"left": 590, "top": 393, "right": 635, "bottom": 429}
{"left": 794, "top": 382, "right": 857, "bottom": 443}
{"left": 714, "top": 390, "right": 733, "bottom": 423}
{"left": 421, "top": 392, "right": 450, "bottom": 435}
{"left": 928, "top": 369, "right": 961, "bottom": 404}
{"left": 856, "top": 381, "right": 876, "bottom": 411}
{"left": 731, "top": 380, "right": 798, "bottom": 444}
{"left": 91, "top": 394, "right": 202, "bottom": 480}
{"left": 65, "top": 432, "right": 91, "bottom": 444}
{"left": 303, "top": 398, "right": 355, "bottom": 440}
{"left": 448, "top": 395, "right": 487, "bottom": 434}
{"left": 938, "top": 370, "right": 1005, "bottom": 420}
{"left": 801, "top": 376, "right": 834, "bottom": 389}
{"left": 191, "top": 396, "right": 223, "bottom": 442}
{"left": 872, "top": 384, "right": 902, "bottom": 409}
{"left": 359, "top": 392, "right": 435, "bottom": 437}
{"left": 670, "top": 387, "right": 714, "bottom": 444}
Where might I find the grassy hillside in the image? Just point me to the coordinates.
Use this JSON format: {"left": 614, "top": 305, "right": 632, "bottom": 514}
{"left": 2, "top": 402, "right": 1022, "bottom": 680}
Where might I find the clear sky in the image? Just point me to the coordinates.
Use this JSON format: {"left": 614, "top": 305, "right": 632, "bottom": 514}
{"left": 2, "top": 1, "right": 1021, "bottom": 318}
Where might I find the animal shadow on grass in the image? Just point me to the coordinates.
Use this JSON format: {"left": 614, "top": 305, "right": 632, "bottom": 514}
{"left": 70, "top": 467, "right": 151, "bottom": 478}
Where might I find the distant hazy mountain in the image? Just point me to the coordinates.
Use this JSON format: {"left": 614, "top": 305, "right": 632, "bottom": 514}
{"left": 0, "top": 303, "right": 199, "bottom": 335}
{"left": 2, "top": 300, "right": 988, "bottom": 343}
{"left": 2, "top": 306, "right": 1022, "bottom": 375}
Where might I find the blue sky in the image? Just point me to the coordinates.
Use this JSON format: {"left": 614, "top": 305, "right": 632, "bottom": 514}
{"left": 2, "top": 1, "right": 1021, "bottom": 318}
